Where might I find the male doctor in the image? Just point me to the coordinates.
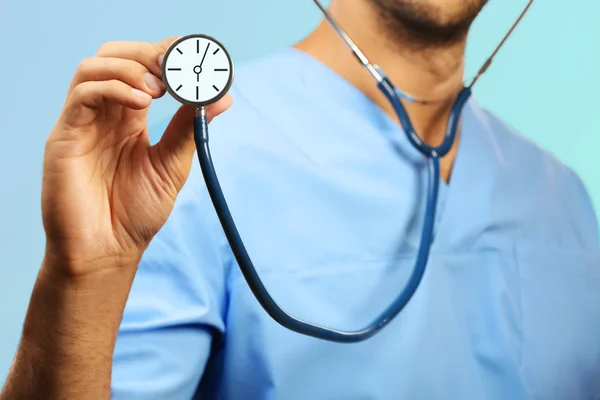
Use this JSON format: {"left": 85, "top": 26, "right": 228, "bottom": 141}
{"left": 2, "top": 0, "right": 600, "bottom": 399}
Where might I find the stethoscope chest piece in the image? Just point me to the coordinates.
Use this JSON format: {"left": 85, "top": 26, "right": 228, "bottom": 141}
{"left": 161, "top": 34, "right": 234, "bottom": 108}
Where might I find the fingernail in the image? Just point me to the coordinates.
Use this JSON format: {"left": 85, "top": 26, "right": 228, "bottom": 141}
{"left": 132, "top": 88, "right": 152, "bottom": 100}
{"left": 144, "top": 72, "right": 164, "bottom": 91}
{"left": 157, "top": 54, "right": 164, "bottom": 68}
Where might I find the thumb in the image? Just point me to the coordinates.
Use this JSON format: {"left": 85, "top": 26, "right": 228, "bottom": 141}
{"left": 151, "top": 93, "right": 233, "bottom": 192}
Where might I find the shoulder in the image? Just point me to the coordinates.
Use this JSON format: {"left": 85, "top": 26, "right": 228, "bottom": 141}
{"left": 472, "top": 103, "right": 599, "bottom": 249}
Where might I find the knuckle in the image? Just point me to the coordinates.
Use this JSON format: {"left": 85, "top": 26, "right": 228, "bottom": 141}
{"left": 125, "top": 59, "right": 145, "bottom": 76}
{"left": 75, "top": 57, "right": 96, "bottom": 75}
{"left": 96, "top": 41, "right": 119, "bottom": 56}
{"left": 70, "top": 81, "right": 90, "bottom": 99}
{"left": 133, "top": 43, "right": 155, "bottom": 63}
{"left": 107, "top": 79, "right": 123, "bottom": 91}
{"left": 158, "top": 36, "right": 179, "bottom": 51}
{"left": 121, "top": 70, "right": 144, "bottom": 90}
{"left": 141, "top": 42, "right": 160, "bottom": 60}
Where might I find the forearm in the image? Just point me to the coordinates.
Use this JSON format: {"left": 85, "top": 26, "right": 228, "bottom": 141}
{"left": 1, "top": 254, "right": 138, "bottom": 400}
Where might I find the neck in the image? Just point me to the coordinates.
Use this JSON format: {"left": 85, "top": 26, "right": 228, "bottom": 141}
{"left": 295, "top": 0, "right": 469, "bottom": 148}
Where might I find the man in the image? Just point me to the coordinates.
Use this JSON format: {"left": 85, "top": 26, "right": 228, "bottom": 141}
{"left": 2, "top": 0, "right": 600, "bottom": 399}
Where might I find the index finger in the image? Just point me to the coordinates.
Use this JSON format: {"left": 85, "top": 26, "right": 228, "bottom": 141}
{"left": 96, "top": 36, "right": 180, "bottom": 78}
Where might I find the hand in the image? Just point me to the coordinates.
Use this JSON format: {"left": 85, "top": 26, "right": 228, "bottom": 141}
{"left": 42, "top": 37, "right": 232, "bottom": 277}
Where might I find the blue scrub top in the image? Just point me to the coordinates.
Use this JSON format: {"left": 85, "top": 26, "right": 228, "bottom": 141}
{"left": 112, "top": 48, "right": 600, "bottom": 399}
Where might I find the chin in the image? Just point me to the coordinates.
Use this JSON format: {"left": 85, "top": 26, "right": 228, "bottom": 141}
{"left": 369, "top": 0, "right": 487, "bottom": 46}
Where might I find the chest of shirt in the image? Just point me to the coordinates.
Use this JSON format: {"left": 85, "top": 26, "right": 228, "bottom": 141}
{"left": 203, "top": 94, "right": 600, "bottom": 399}
{"left": 205, "top": 158, "right": 600, "bottom": 399}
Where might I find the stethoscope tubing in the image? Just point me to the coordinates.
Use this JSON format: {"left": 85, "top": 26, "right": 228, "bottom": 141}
{"left": 187, "top": 0, "right": 532, "bottom": 342}
{"left": 193, "top": 84, "right": 471, "bottom": 342}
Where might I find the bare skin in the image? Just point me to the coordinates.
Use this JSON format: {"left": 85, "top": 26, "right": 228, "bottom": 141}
{"left": 1, "top": 1, "right": 485, "bottom": 398}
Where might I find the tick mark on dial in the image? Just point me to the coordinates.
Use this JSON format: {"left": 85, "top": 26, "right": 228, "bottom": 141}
{"left": 213, "top": 48, "right": 220, "bottom": 55}
{"left": 212, "top": 85, "right": 219, "bottom": 92}
{"left": 176, "top": 48, "right": 183, "bottom": 55}
{"left": 175, "top": 84, "right": 182, "bottom": 91}
{"left": 196, "top": 86, "right": 199, "bottom": 100}
{"left": 214, "top": 69, "right": 228, "bottom": 72}
{"left": 168, "top": 68, "right": 182, "bottom": 71}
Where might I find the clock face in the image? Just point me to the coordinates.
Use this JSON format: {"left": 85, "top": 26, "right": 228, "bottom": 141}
{"left": 161, "top": 34, "right": 234, "bottom": 107}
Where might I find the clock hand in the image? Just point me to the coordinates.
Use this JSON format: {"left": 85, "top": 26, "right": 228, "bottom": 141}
{"left": 193, "top": 65, "right": 202, "bottom": 82}
{"left": 200, "top": 43, "right": 210, "bottom": 69}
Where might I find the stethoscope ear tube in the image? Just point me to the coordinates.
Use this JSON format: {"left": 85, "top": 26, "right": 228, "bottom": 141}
{"left": 378, "top": 79, "right": 472, "bottom": 159}
{"left": 193, "top": 108, "right": 447, "bottom": 343}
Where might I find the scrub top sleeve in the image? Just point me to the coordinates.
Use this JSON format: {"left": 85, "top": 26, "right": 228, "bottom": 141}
{"left": 111, "top": 125, "right": 231, "bottom": 399}
{"left": 562, "top": 167, "right": 600, "bottom": 249}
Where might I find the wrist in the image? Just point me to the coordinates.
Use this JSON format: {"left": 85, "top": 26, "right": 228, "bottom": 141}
{"left": 41, "top": 249, "right": 140, "bottom": 291}
{"left": 9, "top": 253, "right": 138, "bottom": 399}
{"left": 22, "top": 252, "right": 140, "bottom": 342}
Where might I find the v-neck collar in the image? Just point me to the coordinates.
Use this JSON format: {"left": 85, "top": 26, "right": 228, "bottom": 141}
{"left": 286, "top": 47, "right": 496, "bottom": 251}
{"left": 432, "top": 100, "right": 499, "bottom": 251}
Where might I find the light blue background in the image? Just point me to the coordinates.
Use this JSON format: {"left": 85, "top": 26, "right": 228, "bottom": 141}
{"left": 0, "top": 0, "right": 598, "bottom": 385}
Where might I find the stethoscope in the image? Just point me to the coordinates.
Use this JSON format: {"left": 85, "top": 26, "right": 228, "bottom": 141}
{"left": 160, "top": 0, "right": 534, "bottom": 343}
